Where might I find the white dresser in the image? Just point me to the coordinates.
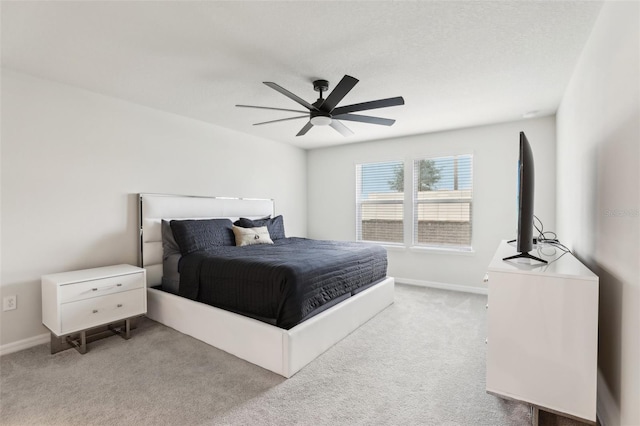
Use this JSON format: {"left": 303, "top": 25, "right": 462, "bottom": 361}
{"left": 42, "top": 264, "right": 147, "bottom": 354}
{"left": 486, "top": 240, "right": 598, "bottom": 424}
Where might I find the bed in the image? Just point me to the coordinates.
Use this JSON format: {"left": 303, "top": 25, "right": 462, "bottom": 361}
{"left": 139, "top": 193, "right": 395, "bottom": 377}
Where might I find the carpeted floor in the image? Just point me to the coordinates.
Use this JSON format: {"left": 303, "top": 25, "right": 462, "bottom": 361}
{"left": 0, "top": 284, "right": 592, "bottom": 425}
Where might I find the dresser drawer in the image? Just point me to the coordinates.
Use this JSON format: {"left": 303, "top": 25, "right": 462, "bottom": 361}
{"left": 60, "top": 288, "right": 146, "bottom": 334}
{"left": 59, "top": 272, "right": 144, "bottom": 303}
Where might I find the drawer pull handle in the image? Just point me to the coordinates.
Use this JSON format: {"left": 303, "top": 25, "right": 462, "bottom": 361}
{"left": 92, "top": 309, "right": 98, "bottom": 314}
{"left": 90, "top": 283, "right": 123, "bottom": 293}
{"left": 117, "top": 304, "right": 123, "bottom": 308}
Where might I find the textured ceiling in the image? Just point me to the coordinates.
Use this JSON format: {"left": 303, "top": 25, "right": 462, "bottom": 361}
{"left": 1, "top": 1, "right": 603, "bottom": 149}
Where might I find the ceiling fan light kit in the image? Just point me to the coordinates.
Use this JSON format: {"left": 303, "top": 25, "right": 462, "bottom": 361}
{"left": 310, "top": 115, "right": 332, "bottom": 126}
{"left": 236, "top": 75, "right": 404, "bottom": 137}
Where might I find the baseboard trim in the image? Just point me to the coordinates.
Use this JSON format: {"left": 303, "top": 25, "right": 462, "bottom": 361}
{"left": 395, "top": 277, "right": 488, "bottom": 295}
{"left": 0, "top": 333, "right": 49, "bottom": 357}
{"left": 597, "top": 368, "right": 619, "bottom": 426}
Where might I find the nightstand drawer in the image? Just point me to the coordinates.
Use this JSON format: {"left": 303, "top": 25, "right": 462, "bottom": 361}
{"left": 60, "top": 288, "right": 145, "bottom": 335}
{"left": 59, "top": 272, "right": 144, "bottom": 303}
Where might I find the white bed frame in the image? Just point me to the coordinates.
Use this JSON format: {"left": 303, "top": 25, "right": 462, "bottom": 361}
{"left": 138, "top": 193, "right": 394, "bottom": 378}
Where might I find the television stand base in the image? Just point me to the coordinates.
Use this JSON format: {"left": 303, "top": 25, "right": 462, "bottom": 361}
{"left": 503, "top": 252, "right": 548, "bottom": 264}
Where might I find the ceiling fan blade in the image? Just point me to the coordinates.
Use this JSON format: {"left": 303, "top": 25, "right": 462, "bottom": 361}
{"left": 296, "top": 121, "right": 314, "bottom": 136}
{"left": 332, "top": 113, "right": 396, "bottom": 126}
{"left": 329, "top": 120, "right": 354, "bottom": 137}
{"left": 263, "top": 82, "right": 318, "bottom": 111}
{"left": 253, "top": 115, "right": 309, "bottom": 126}
{"left": 320, "top": 75, "right": 359, "bottom": 113}
{"left": 331, "top": 96, "right": 405, "bottom": 116}
{"left": 236, "top": 104, "right": 307, "bottom": 114}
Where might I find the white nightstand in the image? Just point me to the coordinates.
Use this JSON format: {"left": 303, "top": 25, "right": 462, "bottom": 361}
{"left": 42, "top": 264, "right": 147, "bottom": 354}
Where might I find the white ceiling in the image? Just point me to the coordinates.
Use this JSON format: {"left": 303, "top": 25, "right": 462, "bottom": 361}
{"left": 1, "top": 1, "right": 603, "bottom": 149}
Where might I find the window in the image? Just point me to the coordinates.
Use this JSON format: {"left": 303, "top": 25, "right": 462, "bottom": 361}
{"left": 413, "top": 154, "right": 473, "bottom": 249}
{"left": 355, "top": 155, "right": 473, "bottom": 250}
{"left": 356, "top": 161, "right": 404, "bottom": 244}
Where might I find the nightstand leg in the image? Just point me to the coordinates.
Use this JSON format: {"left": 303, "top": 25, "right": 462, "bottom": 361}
{"left": 69, "top": 331, "right": 87, "bottom": 354}
{"left": 108, "top": 318, "right": 132, "bottom": 340}
{"left": 64, "top": 331, "right": 87, "bottom": 354}
{"left": 79, "top": 331, "right": 87, "bottom": 354}
{"left": 50, "top": 333, "right": 63, "bottom": 354}
{"left": 531, "top": 405, "right": 539, "bottom": 426}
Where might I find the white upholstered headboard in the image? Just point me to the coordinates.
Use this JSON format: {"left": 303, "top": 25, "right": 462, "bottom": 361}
{"left": 138, "top": 193, "right": 274, "bottom": 287}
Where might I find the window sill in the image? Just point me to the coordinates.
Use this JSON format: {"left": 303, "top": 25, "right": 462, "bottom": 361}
{"left": 371, "top": 243, "right": 475, "bottom": 256}
{"left": 380, "top": 244, "right": 407, "bottom": 251}
{"left": 409, "top": 246, "right": 475, "bottom": 256}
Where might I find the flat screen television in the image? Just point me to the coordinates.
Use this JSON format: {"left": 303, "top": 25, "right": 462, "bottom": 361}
{"left": 503, "top": 131, "right": 547, "bottom": 264}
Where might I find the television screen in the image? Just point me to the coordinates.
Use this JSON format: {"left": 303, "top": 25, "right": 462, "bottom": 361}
{"left": 517, "top": 131, "right": 535, "bottom": 253}
{"left": 503, "top": 131, "right": 547, "bottom": 264}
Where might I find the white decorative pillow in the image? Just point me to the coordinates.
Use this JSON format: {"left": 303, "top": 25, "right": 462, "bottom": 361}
{"left": 232, "top": 225, "right": 274, "bottom": 247}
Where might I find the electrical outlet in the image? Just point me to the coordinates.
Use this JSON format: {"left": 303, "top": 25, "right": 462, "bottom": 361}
{"left": 3, "top": 295, "right": 17, "bottom": 311}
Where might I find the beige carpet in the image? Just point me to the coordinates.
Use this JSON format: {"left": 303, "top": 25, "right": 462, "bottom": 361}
{"left": 0, "top": 284, "right": 591, "bottom": 425}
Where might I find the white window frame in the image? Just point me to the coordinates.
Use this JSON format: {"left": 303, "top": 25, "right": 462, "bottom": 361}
{"left": 355, "top": 160, "right": 405, "bottom": 245}
{"left": 354, "top": 154, "right": 473, "bottom": 252}
{"left": 412, "top": 154, "right": 473, "bottom": 251}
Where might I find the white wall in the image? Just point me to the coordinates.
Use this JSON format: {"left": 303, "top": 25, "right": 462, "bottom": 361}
{"left": 307, "top": 116, "right": 556, "bottom": 290}
{"left": 0, "top": 69, "right": 307, "bottom": 347}
{"left": 556, "top": 1, "right": 639, "bottom": 425}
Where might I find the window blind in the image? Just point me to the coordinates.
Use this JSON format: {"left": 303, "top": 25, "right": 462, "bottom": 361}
{"left": 356, "top": 161, "right": 404, "bottom": 243}
{"left": 413, "top": 155, "right": 473, "bottom": 249}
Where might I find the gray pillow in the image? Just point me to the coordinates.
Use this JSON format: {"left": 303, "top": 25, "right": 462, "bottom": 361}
{"left": 161, "top": 220, "right": 181, "bottom": 259}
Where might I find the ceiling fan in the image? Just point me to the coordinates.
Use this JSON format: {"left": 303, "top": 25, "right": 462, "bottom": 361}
{"left": 236, "top": 75, "right": 404, "bottom": 137}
